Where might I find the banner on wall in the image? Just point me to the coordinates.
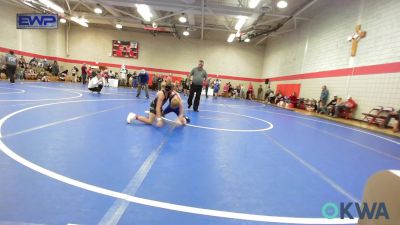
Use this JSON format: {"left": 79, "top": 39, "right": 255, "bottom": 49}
{"left": 112, "top": 40, "right": 139, "bottom": 59}
{"left": 16, "top": 14, "right": 58, "bottom": 29}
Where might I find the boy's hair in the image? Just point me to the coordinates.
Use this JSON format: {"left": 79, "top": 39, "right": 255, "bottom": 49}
{"left": 171, "top": 97, "right": 180, "bottom": 109}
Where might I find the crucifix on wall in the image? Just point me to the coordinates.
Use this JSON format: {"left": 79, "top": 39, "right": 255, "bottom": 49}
{"left": 347, "top": 24, "right": 367, "bottom": 57}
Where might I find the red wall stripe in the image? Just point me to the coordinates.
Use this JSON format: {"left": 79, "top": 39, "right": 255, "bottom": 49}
{"left": 2, "top": 47, "right": 399, "bottom": 83}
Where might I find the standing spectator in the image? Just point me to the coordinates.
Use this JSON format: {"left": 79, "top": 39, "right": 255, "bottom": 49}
{"left": 136, "top": 69, "right": 149, "bottom": 98}
{"left": 152, "top": 74, "right": 158, "bottom": 91}
{"left": 205, "top": 77, "right": 211, "bottom": 98}
{"left": 246, "top": 83, "right": 254, "bottom": 100}
{"left": 51, "top": 61, "right": 59, "bottom": 76}
{"left": 257, "top": 84, "right": 263, "bottom": 100}
{"left": 182, "top": 76, "right": 189, "bottom": 96}
{"left": 71, "top": 65, "right": 79, "bottom": 82}
{"left": 81, "top": 63, "right": 88, "bottom": 84}
{"left": 188, "top": 60, "right": 207, "bottom": 112}
{"left": 119, "top": 64, "right": 127, "bottom": 86}
{"left": 240, "top": 84, "right": 246, "bottom": 99}
{"left": 132, "top": 72, "right": 138, "bottom": 88}
{"left": 5, "top": 50, "right": 18, "bottom": 83}
{"left": 320, "top": 85, "right": 329, "bottom": 108}
{"left": 213, "top": 79, "right": 221, "bottom": 97}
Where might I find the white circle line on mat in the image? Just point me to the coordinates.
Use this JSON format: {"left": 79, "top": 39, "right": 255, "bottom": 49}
{"left": 0, "top": 85, "right": 82, "bottom": 102}
{"left": 0, "top": 87, "right": 26, "bottom": 95}
{"left": 0, "top": 99, "right": 357, "bottom": 224}
{"left": 164, "top": 109, "right": 274, "bottom": 132}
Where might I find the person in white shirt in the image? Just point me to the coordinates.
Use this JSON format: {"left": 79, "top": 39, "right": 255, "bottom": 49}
{"left": 88, "top": 72, "right": 103, "bottom": 93}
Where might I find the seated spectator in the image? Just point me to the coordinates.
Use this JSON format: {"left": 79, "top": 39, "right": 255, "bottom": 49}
{"left": 334, "top": 96, "right": 356, "bottom": 118}
{"left": 264, "top": 86, "right": 272, "bottom": 101}
{"left": 288, "top": 92, "right": 298, "bottom": 107}
{"left": 41, "top": 74, "right": 49, "bottom": 82}
{"left": 275, "top": 91, "right": 283, "bottom": 104}
{"left": 305, "top": 99, "right": 317, "bottom": 112}
{"left": 223, "top": 83, "right": 230, "bottom": 97}
{"left": 321, "top": 95, "right": 338, "bottom": 115}
{"left": 382, "top": 109, "right": 400, "bottom": 132}
{"left": 266, "top": 91, "right": 275, "bottom": 104}
{"left": 25, "top": 67, "right": 37, "bottom": 80}
{"left": 88, "top": 72, "right": 103, "bottom": 93}
{"left": 246, "top": 83, "right": 254, "bottom": 100}
{"left": 59, "top": 69, "right": 68, "bottom": 81}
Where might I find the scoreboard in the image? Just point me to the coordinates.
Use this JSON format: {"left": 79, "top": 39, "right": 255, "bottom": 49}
{"left": 112, "top": 40, "right": 139, "bottom": 59}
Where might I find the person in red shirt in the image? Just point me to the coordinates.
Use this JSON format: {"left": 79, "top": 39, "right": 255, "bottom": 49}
{"left": 246, "top": 83, "right": 254, "bottom": 100}
{"left": 81, "top": 63, "right": 87, "bottom": 84}
{"left": 334, "top": 96, "right": 356, "bottom": 117}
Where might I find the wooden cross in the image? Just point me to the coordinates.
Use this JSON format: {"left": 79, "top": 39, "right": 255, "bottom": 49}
{"left": 349, "top": 24, "right": 367, "bottom": 57}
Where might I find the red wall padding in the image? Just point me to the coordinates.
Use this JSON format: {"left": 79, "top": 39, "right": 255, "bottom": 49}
{"left": 276, "top": 84, "right": 301, "bottom": 97}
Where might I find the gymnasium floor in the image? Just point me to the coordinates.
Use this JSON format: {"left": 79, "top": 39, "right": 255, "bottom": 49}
{"left": 0, "top": 81, "right": 399, "bottom": 225}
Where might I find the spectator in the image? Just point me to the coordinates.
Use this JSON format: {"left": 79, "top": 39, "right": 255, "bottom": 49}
{"left": 51, "top": 61, "right": 59, "bottom": 76}
{"left": 136, "top": 69, "right": 149, "bottom": 98}
{"left": 382, "top": 109, "right": 400, "bottom": 132}
{"left": 182, "top": 76, "right": 189, "bottom": 96}
{"left": 213, "top": 79, "right": 220, "bottom": 97}
{"left": 334, "top": 96, "right": 356, "bottom": 118}
{"left": 5, "top": 50, "right": 18, "bottom": 83}
{"left": 132, "top": 72, "right": 138, "bottom": 88}
{"left": 288, "top": 92, "right": 298, "bottom": 107}
{"left": 81, "top": 63, "right": 88, "bottom": 84}
{"left": 119, "top": 64, "right": 127, "bottom": 86}
{"left": 240, "top": 85, "right": 246, "bottom": 99}
{"left": 152, "top": 74, "right": 158, "bottom": 91}
{"left": 18, "top": 56, "right": 27, "bottom": 69}
{"left": 29, "top": 57, "right": 38, "bottom": 66}
{"left": 320, "top": 85, "right": 329, "bottom": 108}
{"left": 320, "top": 95, "right": 338, "bottom": 115}
{"left": 205, "top": 77, "right": 211, "bottom": 98}
{"left": 264, "top": 85, "right": 273, "bottom": 100}
{"left": 257, "top": 84, "right": 263, "bottom": 100}
{"left": 187, "top": 60, "right": 207, "bottom": 112}
{"left": 247, "top": 83, "right": 254, "bottom": 100}
{"left": 71, "top": 65, "right": 79, "bottom": 82}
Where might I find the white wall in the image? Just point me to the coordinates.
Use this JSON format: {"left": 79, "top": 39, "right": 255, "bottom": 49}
{"left": 0, "top": 3, "right": 47, "bottom": 55}
{"left": 262, "top": 0, "right": 400, "bottom": 119}
{"left": 66, "top": 26, "right": 265, "bottom": 78}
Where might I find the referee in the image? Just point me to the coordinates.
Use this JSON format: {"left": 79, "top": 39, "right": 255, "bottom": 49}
{"left": 188, "top": 60, "right": 207, "bottom": 112}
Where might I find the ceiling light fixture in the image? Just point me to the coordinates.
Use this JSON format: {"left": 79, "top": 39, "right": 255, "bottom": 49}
{"left": 38, "top": 0, "right": 64, "bottom": 13}
{"left": 59, "top": 18, "right": 66, "bottom": 23}
{"left": 277, "top": 0, "right": 288, "bottom": 9}
{"left": 116, "top": 23, "right": 123, "bottom": 29}
{"left": 244, "top": 38, "right": 250, "bottom": 43}
{"left": 71, "top": 16, "right": 88, "bottom": 27}
{"left": 235, "top": 16, "right": 247, "bottom": 31}
{"left": 179, "top": 14, "right": 187, "bottom": 23}
{"left": 94, "top": 7, "right": 103, "bottom": 14}
{"left": 227, "top": 33, "right": 235, "bottom": 43}
{"left": 248, "top": 0, "right": 260, "bottom": 9}
{"left": 136, "top": 4, "right": 153, "bottom": 22}
{"left": 183, "top": 30, "right": 189, "bottom": 36}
